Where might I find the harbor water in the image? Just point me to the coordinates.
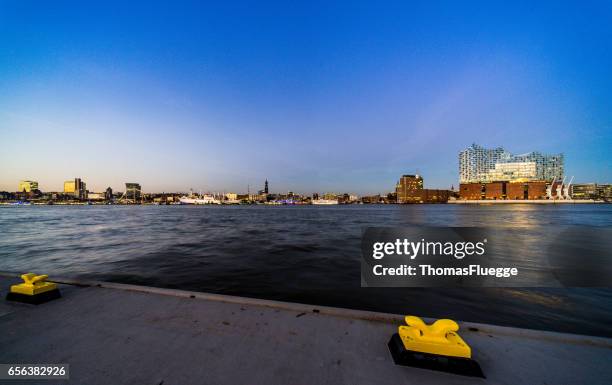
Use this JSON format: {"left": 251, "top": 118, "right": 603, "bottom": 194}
{"left": 1, "top": 204, "right": 611, "bottom": 337}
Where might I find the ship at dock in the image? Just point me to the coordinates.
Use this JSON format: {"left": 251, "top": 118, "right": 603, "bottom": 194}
{"left": 311, "top": 199, "right": 338, "bottom": 205}
{"left": 179, "top": 190, "right": 221, "bottom": 205}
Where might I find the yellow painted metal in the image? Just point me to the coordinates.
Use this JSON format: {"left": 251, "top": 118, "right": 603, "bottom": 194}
{"left": 398, "top": 316, "right": 472, "bottom": 358}
{"left": 10, "top": 273, "right": 58, "bottom": 296}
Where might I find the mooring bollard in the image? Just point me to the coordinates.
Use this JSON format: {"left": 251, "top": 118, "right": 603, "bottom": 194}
{"left": 6, "top": 273, "right": 61, "bottom": 305}
{"left": 388, "top": 315, "right": 485, "bottom": 377}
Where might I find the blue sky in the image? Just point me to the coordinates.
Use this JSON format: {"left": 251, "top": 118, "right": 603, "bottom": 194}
{"left": 1, "top": 1, "right": 611, "bottom": 194}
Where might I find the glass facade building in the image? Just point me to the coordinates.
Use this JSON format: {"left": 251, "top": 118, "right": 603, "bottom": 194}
{"left": 459, "top": 144, "right": 509, "bottom": 183}
{"left": 571, "top": 183, "right": 612, "bottom": 201}
{"left": 125, "top": 183, "right": 142, "bottom": 203}
{"left": 18, "top": 180, "right": 38, "bottom": 193}
{"left": 459, "top": 143, "right": 563, "bottom": 183}
{"left": 502, "top": 151, "right": 564, "bottom": 182}
{"left": 63, "top": 178, "right": 87, "bottom": 200}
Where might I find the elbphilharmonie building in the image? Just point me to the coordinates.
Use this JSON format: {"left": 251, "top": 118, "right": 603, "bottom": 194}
{"left": 459, "top": 143, "right": 564, "bottom": 183}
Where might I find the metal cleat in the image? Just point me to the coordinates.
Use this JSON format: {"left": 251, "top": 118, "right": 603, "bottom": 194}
{"left": 388, "top": 315, "right": 484, "bottom": 377}
{"left": 6, "top": 273, "right": 61, "bottom": 304}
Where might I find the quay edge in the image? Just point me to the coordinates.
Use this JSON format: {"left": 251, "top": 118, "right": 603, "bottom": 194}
{"left": 1, "top": 273, "right": 611, "bottom": 385}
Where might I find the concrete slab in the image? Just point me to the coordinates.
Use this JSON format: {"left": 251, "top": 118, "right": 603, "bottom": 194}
{"left": 0, "top": 275, "right": 611, "bottom": 385}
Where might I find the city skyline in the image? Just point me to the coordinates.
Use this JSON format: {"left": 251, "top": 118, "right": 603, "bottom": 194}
{"left": 1, "top": 2, "right": 611, "bottom": 194}
{"left": 5, "top": 140, "right": 609, "bottom": 195}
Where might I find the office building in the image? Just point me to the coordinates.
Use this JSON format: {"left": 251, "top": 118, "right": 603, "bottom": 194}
{"left": 87, "top": 192, "right": 106, "bottom": 200}
{"left": 395, "top": 175, "right": 424, "bottom": 203}
{"left": 105, "top": 187, "right": 113, "bottom": 201}
{"left": 18, "top": 180, "right": 38, "bottom": 193}
{"left": 598, "top": 184, "right": 612, "bottom": 201}
{"left": 64, "top": 178, "right": 87, "bottom": 200}
{"left": 395, "top": 174, "right": 450, "bottom": 203}
{"left": 125, "top": 183, "right": 142, "bottom": 203}
{"left": 571, "top": 183, "right": 598, "bottom": 200}
{"left": 572, "top": 183, "right": 612, "bottom": 201}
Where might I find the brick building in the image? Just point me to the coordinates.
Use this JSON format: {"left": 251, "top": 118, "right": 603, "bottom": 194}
{"left": 460, "top": 181, "right": 548, "bottom": 200}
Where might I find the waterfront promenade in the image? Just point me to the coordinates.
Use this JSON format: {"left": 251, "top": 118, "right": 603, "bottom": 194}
{"left": 1, "top": 273, "right": 611, "bottom": 385}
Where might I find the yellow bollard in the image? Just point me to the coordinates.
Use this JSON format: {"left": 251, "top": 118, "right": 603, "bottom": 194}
{"left": 6, "top": 273, "right": 61, "bottom": 304}
{"left": 388, "top": 315, "right": 484, "bottom": 377}
{"left": 399, "top": 316, "right": 471, "bottom": 358}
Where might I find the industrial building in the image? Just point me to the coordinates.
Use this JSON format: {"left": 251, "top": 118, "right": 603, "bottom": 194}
{"left": 460, "top": 181, "right": 548, "bottom": 200}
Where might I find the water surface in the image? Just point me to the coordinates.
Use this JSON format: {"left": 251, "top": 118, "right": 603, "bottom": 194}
{"left": 1, "top": 204, "right": 611, "bottom": 337}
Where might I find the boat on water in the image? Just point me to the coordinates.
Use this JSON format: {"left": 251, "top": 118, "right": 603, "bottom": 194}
{"left": 10, "top": 201, "right": 31, "bottom": 206}
{"left": 311, "top": 199, "right": 338, "bottom": 205}
{"left": 179, "top": 190, "right": 222, "bottom": 205}
{"left": 179, "top": 195, "right": 221, "bottom": 205}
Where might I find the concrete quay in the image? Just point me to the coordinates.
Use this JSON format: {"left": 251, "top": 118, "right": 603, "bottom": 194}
{"left": 1, "top": 274, "right": 611, "bottom": 385}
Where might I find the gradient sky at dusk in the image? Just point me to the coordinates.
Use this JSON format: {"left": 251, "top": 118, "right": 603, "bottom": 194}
{"left": 1, "top": 1, "right": 611, "bottom": 194}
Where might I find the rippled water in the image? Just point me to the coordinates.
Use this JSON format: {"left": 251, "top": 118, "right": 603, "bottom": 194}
{"left": 1, "top": 204, "right": 611, "bottom": 337}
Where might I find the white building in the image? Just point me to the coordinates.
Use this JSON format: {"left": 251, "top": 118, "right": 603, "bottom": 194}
{"left": 459, "top": 143, "right": 564, "bottom": 183}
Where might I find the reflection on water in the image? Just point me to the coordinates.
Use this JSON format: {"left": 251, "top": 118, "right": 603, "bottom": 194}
{"left": 1, "top": 204, "right": 611, "bottom": 337}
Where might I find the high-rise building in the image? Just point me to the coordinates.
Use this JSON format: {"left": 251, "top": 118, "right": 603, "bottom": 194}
{"left": 459, "top": 144, "right": 509, "bottom": 184}
{"left": 64, "top": 180, "right": 75, "bottom": 194}
{"left": 105, "top": 187, "right": 113, "bottom": 201}
{"left": 64, "top": 178, "right": 87, "bottom": 200}
{"left": 125, "top": 183, "right": 141, "bottom": 203}
{"left": 18, "top": 180, "right": 38, "bottom": 193}
{"left": 264, "top": 179, "right": 269, "bottom": 194}
{"left": 395, "top": 175, "right": 424, "bottom": 203}
{"left": 395, "top": 174, "right": 450, "bottom": 203}
{"left": 459, "top": 143, "right": 563, "bottom": 183}
{"left": 502, "top": 151, "right": 564, "bottom": 182}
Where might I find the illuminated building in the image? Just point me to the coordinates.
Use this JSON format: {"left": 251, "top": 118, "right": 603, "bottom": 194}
{"left": 395, "top": 174, "right": 450, "bottom": 203}
{"left": 18, "top": 180, "right": 38, "bottom": 193}
{"left": 572, "top": 183, "right": 612, "bottom": 201}
{"left": 571, "top": 183, "right": 598, "bottom": 200}
{"left": 395, "top": 175, "right": 424, "bottom": 203}
{"left": 459, "top": 143, "right": 563, "bottom": 183}
{"left": 64, "top": 178, "right": 87, "bottom": 200}
{"left": 486, "top": 162, "right": 537, "bottom": 182}
{"left": 459, "top": 144, "right": 509, "bottom": 184}
{"left": 502, "top": 151, "right": 564, "bottom": 182}
{"left": 460, "top": 181, "right": 549, "bottom": 200}
{"left": 87, "top": 192, "right": 106, "bottom": 200}
{"left": 64, "top": 180, "right": 75, "bottom": 194}
{"left": 598, "top": 184, "right": 612, "bottom": 201}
